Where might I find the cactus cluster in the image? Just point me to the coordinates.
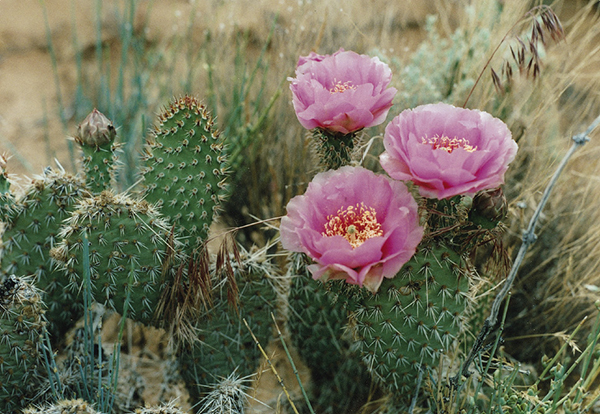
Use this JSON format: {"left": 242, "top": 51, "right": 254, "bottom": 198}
{"left": 279, "top": 47, "right": 515, "bottom": 411}
{"left": 0, "top": 51, "right": 513, "bottom": 414}
{"left": 0, "top": 96, "right": 291, "bottom": 413}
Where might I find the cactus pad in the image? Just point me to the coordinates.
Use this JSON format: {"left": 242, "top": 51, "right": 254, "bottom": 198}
{"left": 140, "top": 96, "right": 229, "bottom": 246}
{"left": 350, "top": 243, "right": 471, "bottom": 398}
{"left": 0, "top": 275, "right": 46, "bottom": 412}
{"left": 0, "top": 168, "right": 88, "bottom": 337}
{"left": 178, "top": 250, "right": 279, "bottom": 406}
{"left": 51, "top": 191, "right": 184, "bottom": 325}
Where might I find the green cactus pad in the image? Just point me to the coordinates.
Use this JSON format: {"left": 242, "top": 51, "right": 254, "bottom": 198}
{"left": 0, "top": 275, "right": 46, "bottom": 412}
{"left": 0, "top": 155, "right": 16, "bottom": 223}
{"left": 350, "top": 243, "right": 471, "bottom": 398}
{"left": 178, "top": 250, "right": 279, "bottom": 406}
{"left": 140, "top": 96, "right": 229, "bottom": 246}
{"left": 286, "top": 252, "right": 374, "bottom": 413}
{"left": 0, "top": 167, "right": 88, "bottom": 337}
{"left": 51, "top": 191, "right": 185, "bottom": 325}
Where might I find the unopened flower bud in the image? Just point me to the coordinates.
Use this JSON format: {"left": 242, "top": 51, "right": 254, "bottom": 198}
{"left": 76, "top": 109, "right": 116, "bottom": 147}
{"left": 471, "top": 187, "right": 507, "bottom": 227}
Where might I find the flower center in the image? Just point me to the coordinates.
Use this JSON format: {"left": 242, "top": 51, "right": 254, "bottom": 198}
{"left": 422, "top": 135, "right": 477, "bottom": 153}
{"left": 330, "top": 79, "right": 356, "bottom": 94}
{"left": 322, "top": 203, "right": 383, "bottom": 248}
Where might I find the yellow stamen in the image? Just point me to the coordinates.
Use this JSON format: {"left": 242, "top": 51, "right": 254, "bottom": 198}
{"left": 322, "top": 203, "right": 383, "bottom": 248}
{"left": 330, "top": 79, "right": 356, "bottom": 94}
{"left": 421, "top": 135, "right": 477, "bottom": 153}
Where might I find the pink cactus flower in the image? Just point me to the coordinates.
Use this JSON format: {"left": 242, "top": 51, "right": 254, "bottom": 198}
{"left": 289, "top": 49, "right": 397, "bottom": 135}
{"left": 380, "top": 103, "right": 518, "bottom": 200}
{"left": 280, "top": 166, "right": 423, "bottom": 293}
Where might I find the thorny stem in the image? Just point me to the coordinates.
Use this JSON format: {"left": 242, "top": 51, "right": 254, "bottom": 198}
{"left": 451, "top": 113, "right": 599, "bottom": 386}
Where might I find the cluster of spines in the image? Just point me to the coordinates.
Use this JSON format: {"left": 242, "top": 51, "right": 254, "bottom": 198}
{"left": 140, "top": 95, "right": 229, "bottom": 246}
{"left": 350, "top": 243, "right": 471, "bottom": 397}
{"left": 132, "top": 401, "right": 190, "bottom": 414}
{"left": 0, "top": 275, "right": 46, "bottom": 412}
{"left": 177, "top": 250, "right": 279, "bottom": 407}
{"left": 0, "top": 168, "right": 88, "bottom": 338}
{"left": 312, "top": 128, "right": 356, "bottom": 170}
{"left": 50, "top": 191, "right": 183, "bottom": 325}
{"left": 197, "top": 373, "right": 248, "bottom": 414}
{"left": 22, "top": 398, "right": 103, "bottom": 414}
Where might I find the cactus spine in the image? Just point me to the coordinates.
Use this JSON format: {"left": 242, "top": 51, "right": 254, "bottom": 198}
{"left": 0, "top": 275, "right": 46, "bottom": 412}
{"left": 350, "top": 243, "right": 470, "bottom": 400}
{"left": 51, "top": 191, "right": 184, "bottom": 325}
{"left": 178, "top": 250, "right": 279, "bottom": 407}
{"left": 140, "top": 96, "right": 229, "bottom": 248}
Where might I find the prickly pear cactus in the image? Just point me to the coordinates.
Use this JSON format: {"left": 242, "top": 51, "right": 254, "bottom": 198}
{"left": 0, "top": 275, "right": 46, "bottom": 412}
{"left": 350, "top": 242, "right": 471, "bottom": 401}
{"left": 22, "top": 398, "right": 103, "bottom": 414}
{"left": 75, "top": 108, "right": 120, "bottom": 193}
{"left": 140, "top": 95, "right": 229, "bottom": 247}
{"left": 0, "top": 167, "right": 88, "bottom": 337}
{"left": 286, "top": 252, "right": 374, "bottom": 413}
{"left": 51, "top": 191, "right": 184, "bottom": 325}
{"left": 177, "top": 250, "right": 279, "bottom": 406}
